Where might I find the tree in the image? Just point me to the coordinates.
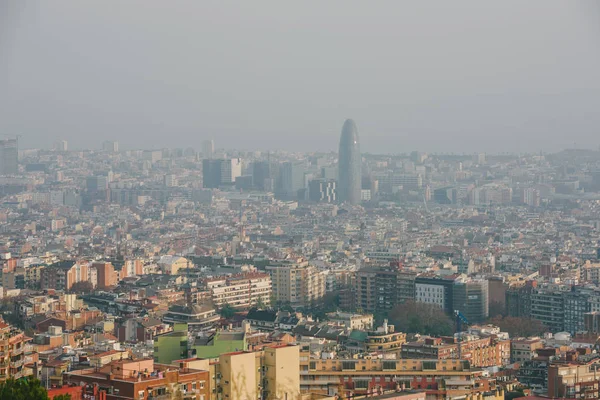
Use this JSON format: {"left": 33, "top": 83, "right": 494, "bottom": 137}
{"left": 69, "top": 280, "right": 94, "bottom": 294}
{"left": 220, "top": 303, "right": 236, "bottom": 318}
{"left": 255, "top": 296, "right": 266, "bottom": 310}
{"left": 53, "top": 395, "right": 72, "bottom": 400}
{"left": 488, "top": 300, "right": 506, "bottom": 318}
{"left": 388, "top": 300, "right": 454, "bottom": 336}
{"left": 0, "top": 377, "right": 49, "bottom": 400}
{"left": 487, "top": 315, "right": 546, "bottom": 337}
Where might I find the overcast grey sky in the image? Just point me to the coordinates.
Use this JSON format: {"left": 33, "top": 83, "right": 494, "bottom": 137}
{"left": 1, "top": 1, "right": 599, "bottom": 154}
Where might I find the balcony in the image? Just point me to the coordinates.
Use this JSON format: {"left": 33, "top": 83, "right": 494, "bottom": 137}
{"left": 10, "top": 359, "right": 24, "bottom": 368}
{"left": 11, "top": 347, "right": 23, "bottom": 356}
{"left": 148, "top": 395, "right": 172, "bottom": 400}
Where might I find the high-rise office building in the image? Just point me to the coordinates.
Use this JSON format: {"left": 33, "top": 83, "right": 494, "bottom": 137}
{"left": 453, "top": 277, "right": 489, "bottom": 323}
{"left": 308, "top": 179, "right": 337, "bottom": 203}
{"left": 278, "top": 161, "right": 305, "bottom": 199}
{"left": 252, "top": 161, "right": 271, "bottom": 190}
{"left": 338, "top": 119, "right": 361, "bottom": 205}
{"left": 0, "top": 138, "right": 18, "bottom": 175}
{"left": 102, "top": 141, "right": 119, "bottom": 152}
{"left": 54, "top": 140, "right": 68, "bottom": 152}
{"left": 202, "top": 139, "right": 214, "bottom": 159}
{"left": 202, "top": 158, "right": 242, "bottom": 188}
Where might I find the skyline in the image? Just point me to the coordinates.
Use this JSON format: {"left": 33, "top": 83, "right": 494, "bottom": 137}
{"left": 2, "top": 1, "right": 600, "bottom": 154}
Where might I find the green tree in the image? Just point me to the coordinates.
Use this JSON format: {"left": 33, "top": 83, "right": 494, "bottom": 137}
{"left": 255, "top": 296, "right": 266, "bottom": 310}
{"left": 0, "top": 377, "right": 49, "bottom": 400}
{"left": 220, "top": 303, "right": 236, "bottom": 318}
{"left": 53, "top": 395, "right": 72, "bottom": 400}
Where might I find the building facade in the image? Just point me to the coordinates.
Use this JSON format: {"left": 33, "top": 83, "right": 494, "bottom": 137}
{"left": 205, "top": 272, "right": 272, "bottom": 310}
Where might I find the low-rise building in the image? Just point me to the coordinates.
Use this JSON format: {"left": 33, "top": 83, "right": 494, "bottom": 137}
{"left": 510, "top": 337, "right": 543, "bottom": 363}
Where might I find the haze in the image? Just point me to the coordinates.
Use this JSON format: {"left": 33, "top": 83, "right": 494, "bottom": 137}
{"left": 1, "top": 1, "right": 600, "bottom": 154}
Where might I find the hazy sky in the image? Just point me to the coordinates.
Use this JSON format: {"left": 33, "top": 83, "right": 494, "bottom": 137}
{"left": 1, "top": 1, "right": 600, "bottom": 154}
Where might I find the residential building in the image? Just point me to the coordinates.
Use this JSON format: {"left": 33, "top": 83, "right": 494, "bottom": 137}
{"left": 327, "top": 312, "right": 373, "bottom": 331}
{"left": 505, "top": 281, "right": 536, "bottom": 318}
{"left": 211, "top": 344, "right": 300, "bottom": 400}
{"left": 547, "top": 354, "right": 600, "bottom": 399}
{"left": 162, "top": 305, "right": 220, "bottom": 331}
{"left": 64, "top": 357, "right": 210, "bottom": 400}
{"left": 0, "top": 320, "right": 35, "bottom": 381}
{"left": 348, "top": 320, "right": 406, "bottom": 355}
{"left": 266, "top": 261, "right": 326, "bottom": 308}
{"left": 530, "top": 284, "right": 568, "bottom": 333}
{"left": 157, "top": 255, "right": 193, "bottom": 275}
{"left": 191, "top": 329, "right": 248, "bottom": 359}
{"left": 355, "top": 266, "right": 416, "bottom": 313}
{"left": 401, "top": 335, "right": 510, "bottom": 368}
{"left": 92, "top": 262, "right": 118, "bottom": 290}
{"left": 40, "top": 260, "right": 89, "bottom": 291}
{"left": 299, "top": 351, "right": 503, "bottom": 398}
{"left": 154, "top": 324, "right": 189, "bottom": 364}
{"left": 510, "top": 337, "right": 543, "bottom": 363}
{"left": 204, "top": 272, "right": 271, "bottom": 310}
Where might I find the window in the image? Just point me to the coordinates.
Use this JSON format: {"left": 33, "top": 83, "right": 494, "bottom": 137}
{"left": 342, "top": 361, "right": 356, "bottom": 370}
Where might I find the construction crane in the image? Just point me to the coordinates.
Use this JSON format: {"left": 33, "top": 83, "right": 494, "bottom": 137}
{"left": 454, "top": 310, "right": 469, "bottom": 361}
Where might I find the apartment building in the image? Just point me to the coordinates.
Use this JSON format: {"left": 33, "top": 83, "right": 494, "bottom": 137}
{"left": 299, "top": 352, "right": 502, "bottom": 399}
{"left": 547, "top": 354, "right": 600, "bottom": 399}
{"left": 205, "top": 272, "right": 271, "bottom": 310}
{"left": 40, "top": 260, "right": 89, "bottom": 291}
{"left": 266, "top": 261, "right": 325, "bottom": 308}
{"left": 210, "top": 344, "right": 300, "bottom": 400}
{"left": 401, "top": 335, "right": 510, "bottom": 368}
{"left": 581, "top": 261, "right": 600, "bottom": 284}
{"left": 510, "top": 337, "right": 543, "bottom": 363}
{"left": 505, "top": 280, "right": 536, "bottom": 318}
{"left": 92, "top": 262, "right": 118, "bottom": 290}
{"left": 355, "top": 265, "right": 416, "bottom": 313}
{"left": 64, "top": 358, "right": 210, "bottom": 400}
{"left": 0, "top": 320, "right": 35, "bottom": 381}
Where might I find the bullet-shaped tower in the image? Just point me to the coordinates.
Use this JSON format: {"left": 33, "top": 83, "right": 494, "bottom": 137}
{"left": 338, "top": 119, "right": 361, "bottom": 205}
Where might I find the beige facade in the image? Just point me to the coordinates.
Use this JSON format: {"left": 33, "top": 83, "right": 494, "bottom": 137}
{"left": 299, "top": 353, "right": 501, "bottom": 398}
{"left": 510, "top": 337, "right": 543, "bottom": 363}
{"left": 206, "top": 272, "right": 272, "bottom": 309}
{"left": 158, "top": 255, "right": 193, "bottom": 275}
{"left": 328, "top": 312, "right": 374, "bottom": 330}
{"left": 263, "top": 345, "right": 300, "bottom": 400}
{"left": 267, "top": 261, "right": 326, "bottom": 307}
{"left": 211, "top": 344, "right": 300, "bottom": 400}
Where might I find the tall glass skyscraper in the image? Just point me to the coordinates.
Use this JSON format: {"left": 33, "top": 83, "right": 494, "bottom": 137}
{"left": 338, "top": 119, "right": 361, "bottom": 205}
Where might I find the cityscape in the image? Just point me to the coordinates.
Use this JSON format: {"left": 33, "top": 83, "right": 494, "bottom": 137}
{"left": 2, "top": 118, "right": 600, "bottom": 400}
{"left": 2, "top": 1, "right": 600, "bottom": 400}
